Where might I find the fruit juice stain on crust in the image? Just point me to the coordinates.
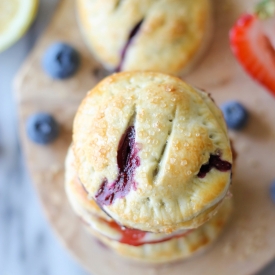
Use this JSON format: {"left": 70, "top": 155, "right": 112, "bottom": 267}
{"left": 198, "top": 154, "right": 232, "bottom": 178}
{"left": 96, "top": 126, "right": 140, "bottom": 205}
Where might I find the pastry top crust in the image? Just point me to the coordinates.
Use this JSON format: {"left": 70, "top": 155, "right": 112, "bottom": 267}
{"left": 73, "top": 71, "right": 233, "bottom": 233}
{"left": 77, "top": 0, "right": 212, "bottom": 75}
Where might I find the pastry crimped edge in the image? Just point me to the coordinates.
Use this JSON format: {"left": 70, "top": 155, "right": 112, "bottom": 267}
{"left": 76, "top": 0, "right": 213, "bottom": 76}
{"left": 73, "top": 71, "right": 233, "bottom": 233}
{"left": 86, "top": 198, "right": 233, "bottom": 263}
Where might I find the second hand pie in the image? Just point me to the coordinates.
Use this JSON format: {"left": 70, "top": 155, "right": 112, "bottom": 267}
{"left": 76, "top": 0, "right": 213, "bottom": 75}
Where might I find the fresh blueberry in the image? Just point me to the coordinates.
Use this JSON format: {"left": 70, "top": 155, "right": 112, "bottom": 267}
{"left": 220, "top": 101, "right": 248, "bottom": 130}
{"left": 26, "top": 113, "right": 59, "bottom": 145}
{"left": 42, "top": 42, "right": 80, "bottom": 79}
{"left": 270, "top": 180, "right": 275, "bottom": 203}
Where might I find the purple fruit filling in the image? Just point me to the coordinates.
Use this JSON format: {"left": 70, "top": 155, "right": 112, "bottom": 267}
{"left": 115, "top": 19, "right": 143, "bottom": 72}
{"left": 95, "top": 126, "right": 140, "bottom": 205}
{"left": 198, "top": 154, "right": 232, "bottom": 178}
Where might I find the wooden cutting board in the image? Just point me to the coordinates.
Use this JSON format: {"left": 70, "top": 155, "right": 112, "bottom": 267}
{"left": 14, "top": 0, "right": 275, "bottom": 274}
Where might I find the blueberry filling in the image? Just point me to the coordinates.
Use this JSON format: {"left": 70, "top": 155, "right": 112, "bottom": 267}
{"left": 95, "top": 126, "right": 140, "bottom": 205}
{"left": 115, "top": 19, "right": 144, "bottom": 72}
{"left": 198, "top": 154, "right": 232, "bottom": 178}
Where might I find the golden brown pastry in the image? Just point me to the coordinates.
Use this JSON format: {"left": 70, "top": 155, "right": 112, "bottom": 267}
{"left": 65, "top": 146, "right": 232, "bottom": 263}
{"left": 76, "top": 0, "right": 213, "bottom": 75}
{"left": 72, "top": 72, "right": 233, "bottom": 233}
{"left": 90, "top": 198, "right": 232, "bottom": 263}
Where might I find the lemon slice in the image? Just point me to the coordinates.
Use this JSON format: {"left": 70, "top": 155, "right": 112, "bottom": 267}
{"left": 0, "top": 0, "right": 38, "bottom": 52}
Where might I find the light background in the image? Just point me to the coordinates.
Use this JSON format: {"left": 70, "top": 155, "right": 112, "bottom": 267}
{"left": 0, "top": 0, "right": 274, "bottom": 274}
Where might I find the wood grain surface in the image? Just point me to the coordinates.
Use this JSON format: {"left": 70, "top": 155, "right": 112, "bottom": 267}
{"left": 14, "top": 0, "right": 275, "bottom": 274}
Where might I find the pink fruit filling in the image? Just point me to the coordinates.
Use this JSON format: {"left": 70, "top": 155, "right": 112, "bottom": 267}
{"left": 198, "top": 154, "right": 232, "bottom": 178}
{"left": 95, "top": 126, "right": 140, "bottom": 205}
{"left": 103, "top": 218, "right": 193, "bottom": 246}
{"left": 115, "top": 19, "right": 143, "bottom": 72}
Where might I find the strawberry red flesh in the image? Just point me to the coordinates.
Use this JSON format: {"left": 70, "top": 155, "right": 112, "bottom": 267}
{"left": 230, "top": 13, "right": 275, "bottom": 96}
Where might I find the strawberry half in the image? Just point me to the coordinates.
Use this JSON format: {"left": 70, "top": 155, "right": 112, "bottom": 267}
{"left": 230, "top": 5, "right": 275, "bottom": 97}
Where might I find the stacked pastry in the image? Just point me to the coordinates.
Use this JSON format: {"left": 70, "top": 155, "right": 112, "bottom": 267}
{"left": 65, "top": 71, "right": 233, "bottom": 263}
{"left": 76, "top": 0, "right": 213, "bottom": 75}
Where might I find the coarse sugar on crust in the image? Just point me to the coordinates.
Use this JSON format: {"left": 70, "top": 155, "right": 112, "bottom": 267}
{"left": 73, "top": 71, "right": 233, "bottom": 233}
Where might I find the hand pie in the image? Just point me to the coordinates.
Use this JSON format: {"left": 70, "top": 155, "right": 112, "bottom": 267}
{"left": 76, "top": 0, "right": 213, "bottom": 75}
{"left": 72, "top": 72, "right": 233, "bottom": 233}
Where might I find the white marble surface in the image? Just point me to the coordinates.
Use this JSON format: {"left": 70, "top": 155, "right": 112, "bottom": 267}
{"left": 0, "top": 1, "right": 274, "bottom": 274}
{"left": 0, "top": 1, "right": 88, "bottom": 274}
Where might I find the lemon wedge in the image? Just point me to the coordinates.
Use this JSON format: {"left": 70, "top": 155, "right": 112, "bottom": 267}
{"left": 0, "top": 0, "right": 38, "bottom": 52}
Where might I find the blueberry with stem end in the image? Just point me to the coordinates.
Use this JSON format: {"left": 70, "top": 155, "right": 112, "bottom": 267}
{"left": 221, "top": 101, "right": 249, "bottom": 130}
{"left": 42, "top": 42, "right": 80, "bottom": 79}
{"left": 26, "top": 113, "right": 59, "bottom": 145}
